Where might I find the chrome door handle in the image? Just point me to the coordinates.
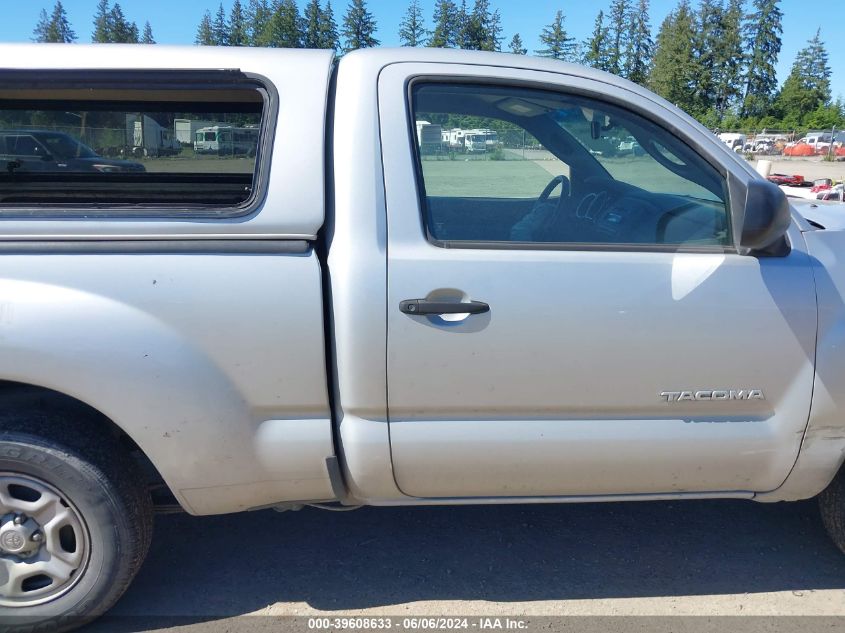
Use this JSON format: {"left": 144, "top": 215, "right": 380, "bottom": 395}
{"left": 399, "top": 299, "right": 489, "bottom": 315}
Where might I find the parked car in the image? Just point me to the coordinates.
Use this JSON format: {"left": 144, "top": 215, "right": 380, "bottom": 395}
{"left": 0, "top": 130, "right": 144, "bottom": 173}
{"left": 784, "top": 133, "right": 833, "bottom": 156}
{"left": 816, "top": 183, "right": 844, "bottom": 202}
{"left": 811, "top": 178, "right": 834, "bottom": 193}
{"left": 752, "top": 138, "right": 776, "bottom": 154}
{"left": 3, "top": 45, "right": 845, "bottom": 632}
{"left": 618, "top": 135, "right": 645, "bottom": 155}
{"left": 767, "top": 173, "right": 807, "bottom": 186}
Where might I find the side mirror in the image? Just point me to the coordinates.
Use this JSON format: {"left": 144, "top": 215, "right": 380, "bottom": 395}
{"left": 740, "top": 180, "right": 791, "bottom": 255}
{"left": 41, "top": 153, "right": 54, "bottom": 162}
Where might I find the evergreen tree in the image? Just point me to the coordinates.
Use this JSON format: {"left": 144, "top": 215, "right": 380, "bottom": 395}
{"left": 692, "top": 0, "right": 723, "bottom": 115}
{"left": 399, "top": 0, "right": 426, "bottom": 46}
{"left": 624, "top": 0, "right": 653, "bottom": 84}
{"left": 43, "top": 2, "right": 76, "bottom": 42}
{"left": 776, "top": 29, "right": 832, "bottom": 125}
{"left": 803, "top": 98, "right": 844, "bottom": 130}
{"left": 583, "top": 10, "right": 611, "bottom": 71}
{"left": 267, "top": 0, "right": 302, "bottom": 48}
{"left": 341, "top": 0, "right": 379, "bottom": 52}
{"left": 463, "top": 0, "right": 501, "bottom": 51}
{"left": 92, "top": 0, "right": 112, "bottom": 42}
{"left": 535, "top": 10, "right": 576, "bottom": 61}
{"left": 455, "top": 0, "right": 470, "bottom": 49}
{"left": 318, "top": 0, "right": 340, "bottom": 50}
{"left": 246, "top": 0, "right": 272, "bottom": 46}
{"left": 429, "top": 0, "right": 458, "bottom": 48}
{"left": 509, "top": 33, "right": 527, "bottom": 55}
{"left": 196, "top": 10, "right": 215, "bottom": 45}
{"left": 109, "top": 4, "right": 138, "bottom": 43}
{"left": 303, "top": 0, "right": 323, "bottom": 48}
{"left": 607, "top": 0, "right": 631, "bottom": 75}
{"left": 649, "top": 0, "right": 698, "bottom": 114}
{"left": 32, "top": 9, "right": 51, "bottom": 42}
{"left": 711, "top": 0, "right": 745, "bottom": 119}
{"left": 486, "top": 7, "right": 503, "bottom": 51}
{"left": 742, "top": 0, "right": 783, "bottom": 119}
{"left": 141, "top": 21, "right": 155, "bottom": 44}
{"left": 212, "top": 3, "right": 228, "bottom": 45}
{"left": 229, "top": 0, "right": 249, "bottom": 46}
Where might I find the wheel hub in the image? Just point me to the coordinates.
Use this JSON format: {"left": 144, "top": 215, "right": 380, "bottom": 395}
{"left": 0, "top": 473, "right": 89, "bottom": 607}
{"left": 0, "top": 514, "right": 42, "bottom": 557}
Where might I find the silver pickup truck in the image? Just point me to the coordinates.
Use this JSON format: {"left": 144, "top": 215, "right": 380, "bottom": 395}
{"left": 1, "top": 43, "right": 845, "bottom": 631}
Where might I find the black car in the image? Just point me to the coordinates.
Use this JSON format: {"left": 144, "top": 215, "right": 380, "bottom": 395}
{"left": 1, "top": 130, "right": 145, "bottom": 173}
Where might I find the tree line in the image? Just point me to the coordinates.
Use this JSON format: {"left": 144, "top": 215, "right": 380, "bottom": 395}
{"left": 33, "top": 1, "right": 155, "bottom": 44}
{"left": 28, "top": 0, "right": 843, "bottom": 133}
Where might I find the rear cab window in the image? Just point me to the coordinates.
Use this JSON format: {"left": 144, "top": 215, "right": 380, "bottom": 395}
{"left": 0, "top": 70, "right": 269, "bottom": 217}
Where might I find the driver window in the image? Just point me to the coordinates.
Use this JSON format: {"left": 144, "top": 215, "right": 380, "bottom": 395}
{"left": 411, "top": 83, "right": 730, "bottom": 249}
{"left": 5, "top": 135, "right": 46, "bottom": 157}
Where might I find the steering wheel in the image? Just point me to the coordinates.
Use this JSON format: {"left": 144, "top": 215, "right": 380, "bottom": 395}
{"left": 510, "top": 175, "right": 571, "bottom": 241}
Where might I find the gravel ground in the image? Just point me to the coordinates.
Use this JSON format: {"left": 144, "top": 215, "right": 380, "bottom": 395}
{"left": 82, "top": 498, "right": 845, "bottom": 632}
{"left": 753, "top": 157, "right": 845, "bottom": 182}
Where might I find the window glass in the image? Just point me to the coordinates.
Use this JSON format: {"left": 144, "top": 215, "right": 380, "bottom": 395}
{"left": 0, "top": 77, "right": 265, "bottom": 213}
{"left": 412, "top": 84, "right": 730, "bottom": 248}
{"left": 4, "top": 135, "right": 47, "bottom": 157}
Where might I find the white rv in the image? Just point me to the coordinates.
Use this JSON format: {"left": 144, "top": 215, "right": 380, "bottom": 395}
{"left": 193, "top": 125, "right": 260, "bottom": 155}
{"left": 465, "top": 129, "right": 499, "bottom": 153}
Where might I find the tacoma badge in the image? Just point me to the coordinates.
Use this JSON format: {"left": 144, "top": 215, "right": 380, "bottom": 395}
{"left": 660, "top": 390, "right": 765, "bottom": 402}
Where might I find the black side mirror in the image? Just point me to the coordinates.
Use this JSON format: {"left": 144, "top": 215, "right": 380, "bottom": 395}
{"left": 41, "top": 153, "right": 54, "bottom": 162}
{"left": 740, "top": 180, "right": 792, "bottom": 255}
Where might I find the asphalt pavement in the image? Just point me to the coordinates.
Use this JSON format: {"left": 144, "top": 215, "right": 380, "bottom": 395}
{"left": 82, "top": 497, "right": 845, "bottom": 632}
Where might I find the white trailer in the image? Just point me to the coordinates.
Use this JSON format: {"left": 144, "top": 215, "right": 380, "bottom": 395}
{"left": 174, "top": 119, "right": 219, "bottom": 145}
{"left": 447, "top": 128, "right": 467, "bottom": 149}
{"left": 415, "top": 120, "right": 443, "bottom": 145}
{"left": 127, "top": 114, "right": 181, "bottom": 157}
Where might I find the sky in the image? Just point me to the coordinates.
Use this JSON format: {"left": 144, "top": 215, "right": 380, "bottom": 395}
{"left": 0, "top": 0, "right": 841, "bottom": 99}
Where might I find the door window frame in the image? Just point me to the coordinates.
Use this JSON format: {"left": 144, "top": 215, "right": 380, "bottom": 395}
{"left": 404, "top": 75, "right": 737, "bottom": 254}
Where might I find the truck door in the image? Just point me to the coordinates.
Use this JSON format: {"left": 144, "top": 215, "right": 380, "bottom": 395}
{"left": 379, "top": 64, "right": 817, "bottom": 499}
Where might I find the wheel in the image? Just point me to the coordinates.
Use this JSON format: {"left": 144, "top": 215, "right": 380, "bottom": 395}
{"left": 819, "top": 467, "right": 845, "bottom": 555}
{"left": 0, "top": 427, "right": 153, "bottom": 632}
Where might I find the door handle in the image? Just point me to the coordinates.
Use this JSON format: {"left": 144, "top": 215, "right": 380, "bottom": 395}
{"left": 399, "top": 299, "right": 489, "bottom": 315}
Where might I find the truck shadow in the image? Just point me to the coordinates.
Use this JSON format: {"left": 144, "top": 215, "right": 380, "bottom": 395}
{"left": 97, "top": 499, "right": 845, "bottom": 628}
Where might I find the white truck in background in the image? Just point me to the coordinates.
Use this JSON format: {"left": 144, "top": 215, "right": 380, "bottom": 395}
{"left": 718, "top": 132, "right": 746, "bottom": 152}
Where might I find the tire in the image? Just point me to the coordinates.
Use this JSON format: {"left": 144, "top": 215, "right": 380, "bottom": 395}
{"left": 0, "top": 424, "right": 153, "bottom": 633}
{"left": 819, "top": 467, "right": 845, "bottom": 555}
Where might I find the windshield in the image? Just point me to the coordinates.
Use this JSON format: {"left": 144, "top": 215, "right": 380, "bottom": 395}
{"left": 552, "top": 106, "right": 723, "bottom": 202}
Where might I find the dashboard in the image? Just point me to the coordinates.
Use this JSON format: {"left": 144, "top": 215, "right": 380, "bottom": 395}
{"left": 546, "top": 178, "right": 729, "bottom": 246}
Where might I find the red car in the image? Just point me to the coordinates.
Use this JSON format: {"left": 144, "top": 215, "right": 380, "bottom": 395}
{"left": 767, "top": 173, "right": 807, "bottom": 186}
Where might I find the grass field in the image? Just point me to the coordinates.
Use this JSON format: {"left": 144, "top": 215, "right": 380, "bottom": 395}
{"left": 138, "top": 156, "right": 255, "bottom": 174}
{"left": 421, "top": 159, "right": 562, "bottom": 197}
{"left": 421, "top": 154, "right": 716, "bottom": 199}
